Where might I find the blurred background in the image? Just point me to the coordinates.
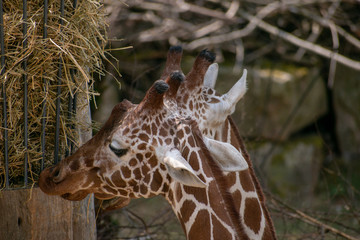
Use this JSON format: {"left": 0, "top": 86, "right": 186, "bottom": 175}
{"left": 93, "top": 0, "right": 360, "bottom": 239}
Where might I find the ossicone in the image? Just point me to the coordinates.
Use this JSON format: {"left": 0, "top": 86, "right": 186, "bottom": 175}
{"left": 161, "top": 46, "right": 183, "bottom": 80}
{"left": 137, "top": 80, "right": 169, "bottom": 112}
{"left": 185, "top": 49, "right": 216, "bottom": 90}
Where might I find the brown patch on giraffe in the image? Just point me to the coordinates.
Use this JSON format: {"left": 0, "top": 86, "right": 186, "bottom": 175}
{"left": 160, "top": 163, "right": 166, "bottom": 171}
{"left": 198, "top": 174, "right": 206, "bottom": 183}
{"left": 175, "top": 185, "right": 183, "bottom": 202}
{"left": 129, "top": 158, "right": 138, "bottom": 167}
{"left": 177, "top": 129, "right": 184, "bottom": 139}
{"left": 188, "top": 151, "right": 199, "bottom": 171}
{"left": 132, "top": 128, "right": 140, "bottom": 134}
{"left": 137, "top": 143, "right": 147, "bottom": 151}
{"left": 185, "top": 126, "right": 190, "bottom": 135}
{"left": 140, "top": 184, "right": 148, "bottom": 195}
{"left": 143, "top": 173, "right": 151, "bottom": 184}
{"left": 150, "top": 169, "right": 162, "bottom": 192}
{"left": 105, "top": 177, "right": 115, "bottom": 187}
{"left": 141, "top": 124, "right": 151, "bottom": 134}
{"left": 194, "top": 112, "right": 199, "bottom": 119}
{"left": 226, "top": 172, "right": 237, "bottom": 187}
{"left": 118, "top": 189, "right": 128, "bottom": 196}
{"left": 111, "top": 171, "right": 126, "bottom": 188}
{"left": 128, "top": 179, "right": 136, "bottom": 186}
{"left": 165, "top": 138, "right": 172, "bottom": 145}
{"left": 232, "top": 190, "right": 242, "bottom": 212}
{"left": 121, "top": 166, "right": 131, "bottom": 179}
{"left": 212, "top": 214, "right": 233, "bottom": 240}
{"left": 148, "top": 155, "right": 158, "bottom": 168}
{"left": 159, "top": 127, "right": 167, "bottom": 137}
{"left": 239, "top": 170, "right": 255, "bottom": 192}
{"left": 141, "top": 163, "right": 150, "bottom": 175}
{"left": 179, "top": 199, "right": 196, "bottom": 223}
{"left": 138, "top": 133, "right": 149, "bottom": 142}
{"left": 133, "top": 166, "right": 141, "bottom": 179}
{"left": 244, "top": 197, "right": 262, "bottom": 233}
{"left": 151, "top": 123, "right": 157, "bottom": 135}
{"left": 123, "top": 128, "right": 129, "bottom": 135}
{"left": 183, "top": 186, "right": 208, "bottom": 205}
{"left": 145, "top": 152, "right": 151, "bottom": 158}
{"left": 189, "top": 101, "right": 193, "bottom": 111}
{"left": 162, "top": 183, "right": 169, "bottom": 193}
{"left": 104, "top": 186, "right": 118, "bottom": 195}
{"left": 167, "top": 189, "right": 174, "bottom": 203}
{"left": 187, "top": 136, "right": 195, "bottom": 147}
{"left": 188, "top": 210, "right": 211, "bottom": 240}
{"left": 136, "top": 153, "right": 143, "bottom": 161}
{"left": 182, "top": 146, "right": 190, "bottom": 159}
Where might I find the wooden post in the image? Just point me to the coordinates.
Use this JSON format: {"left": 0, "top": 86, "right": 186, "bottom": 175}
{"left": 0, "top": 189, "right": 96, "bottom": 240}
{"left": 0, "top": 90, "right": 96, "bottom": 239}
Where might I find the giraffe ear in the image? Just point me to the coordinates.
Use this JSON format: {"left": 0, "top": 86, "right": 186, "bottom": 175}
{"left": 203, "top": 137, "right": 248, "bottom": 172}
{"left": 222, "top": 69, "right": 247, "bottom": 110}
{"left": 162, "top": 149, "right": 206, "bottom": 188}
{"left": 203, "top": 63, "right": 218, "bottom": 88}
{"left": 206, "top": 70, "right": 247, "bottom": 125}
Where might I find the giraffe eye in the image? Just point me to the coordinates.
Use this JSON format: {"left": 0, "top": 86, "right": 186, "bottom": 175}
{"left": 109, "top": 141, "right": 128, "bottom": 157}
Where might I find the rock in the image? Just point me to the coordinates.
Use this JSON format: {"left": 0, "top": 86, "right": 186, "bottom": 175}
{"left": 215, "top": 62, "right": 328, "bottom": 140}
{"left": 333, "top": 64, "right": 360, "bottom": 162}
{"left": 248, "top": 135, "right": 324, "bottom": 204}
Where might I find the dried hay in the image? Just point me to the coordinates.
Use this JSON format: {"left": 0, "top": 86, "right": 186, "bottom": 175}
{"left": 0, "top": 0, "right": 108, "bottom": 188}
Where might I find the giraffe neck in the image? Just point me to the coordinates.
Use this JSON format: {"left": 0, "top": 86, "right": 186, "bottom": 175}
{"left": 214, "top": 118, "right": 277, "bottom": 239}
{"left": 166, "top": 183, "right": 239, "bottom": 240}
{"left": 163, "top": 122, "right": 250, "bottom": 240}
{"left": 176, "top": 89, "right": 276, "bottom": 239}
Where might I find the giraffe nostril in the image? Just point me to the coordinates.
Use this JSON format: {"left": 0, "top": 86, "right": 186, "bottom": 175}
{"left": 52, "top": 168, "right": 63, "bottom": 183}
{"left": 54, "top": 169, "right": 60, "bottom": 177}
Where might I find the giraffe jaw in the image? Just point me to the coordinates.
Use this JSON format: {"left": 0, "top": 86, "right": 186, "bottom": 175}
{"left": 61, "top": 191, "right": 89, "bottom": 201}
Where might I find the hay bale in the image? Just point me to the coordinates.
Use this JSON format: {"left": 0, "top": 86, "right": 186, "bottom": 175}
{"left": 0, "top": 0, "right": 107, "bottom": 188}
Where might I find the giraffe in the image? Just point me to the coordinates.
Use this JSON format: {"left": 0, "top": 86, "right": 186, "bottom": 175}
{"left": 160, "top": 46, "right": 277, "bottom": 239}
{"left": 38, "top": 53, "right": 254, "bottom": 239}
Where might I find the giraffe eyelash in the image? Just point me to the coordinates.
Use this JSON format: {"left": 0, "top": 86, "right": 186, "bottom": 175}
{"left": 109, "top": 144, "right": 128, "bottom": 157}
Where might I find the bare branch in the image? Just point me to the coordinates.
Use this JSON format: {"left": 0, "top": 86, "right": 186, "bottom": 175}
{"left": 239, "top": 10, "right": 360, "bottom": 71}
{"left": 269, "top": 194, "right": 360, "bottom": 240}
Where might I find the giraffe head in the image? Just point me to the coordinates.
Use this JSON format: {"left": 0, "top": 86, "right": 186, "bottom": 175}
{"left": 38, "top": 52, "right": 248, "bottom": 207}
{"left": 164, "top": 46, "right": 248, "bottom": 132}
